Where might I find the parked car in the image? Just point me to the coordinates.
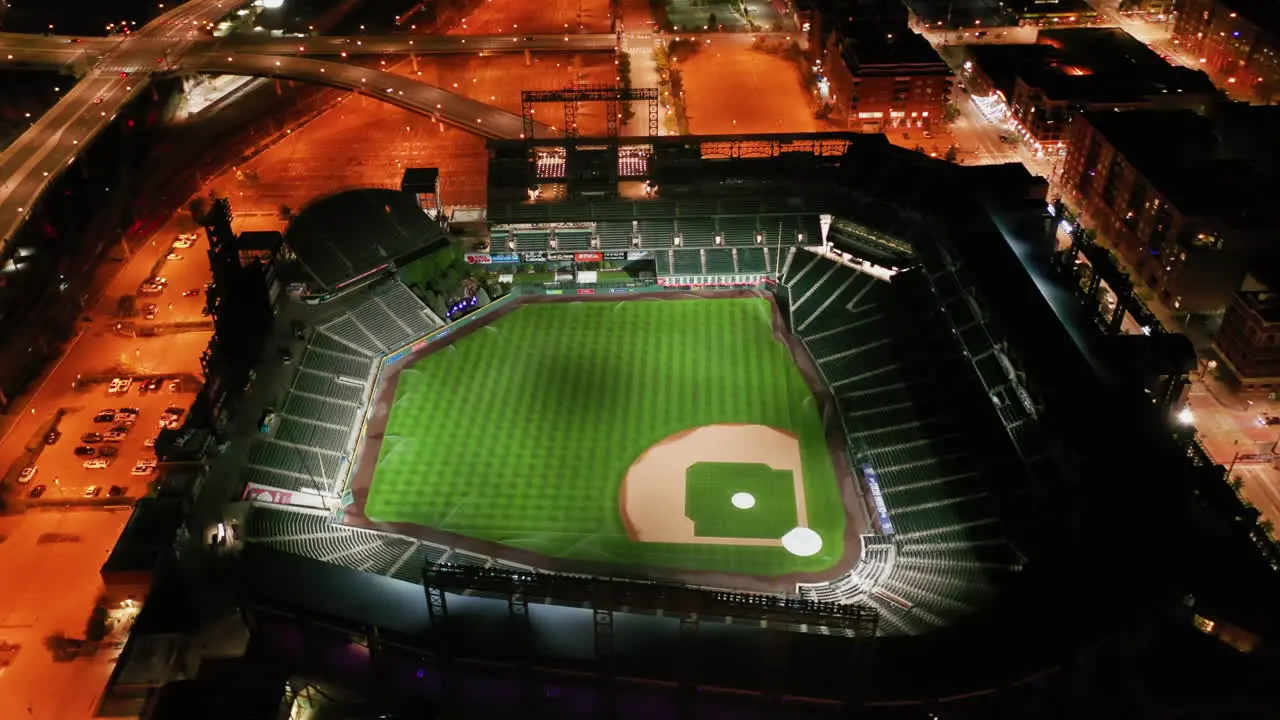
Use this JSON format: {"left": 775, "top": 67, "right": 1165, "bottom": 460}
{"left": 144, "top": 437, "right": 157, "bottom": 448}
{"left": 83, "top": 459, "right": 110, "bottom": 470}
{"left": 98, "top": 445, "right": 119, "bottom": 458}
{"left": 166, "top": 253, "right": 183, "bottom": 261}
{"left": 29, "top": 484, "right": 47, "bottom": 499}
{"left": 131, "top": 460, "right": 157, "bottom": 476}
{"left": 18, "top": 466, "right": 37, "bottom": 483}
{"left": 107, "top": 378, "right": 132, "bottom": 395}
{"left": 140, "top": 283, "right": 164, "bottom": 295}
{"left": 74, "top": 445, "right": 97, "bottom": 457}
{"left": 103, "top": 431, "right": 127, "bottom": 443}
{"left": 117, "top": 407, "right": 140, "bottom": 418}
{"left": 108, "top": 485, "right": 127, "bottom": 497}
{"left": 182, "top": 288, "right": 201, "bottom": 297}
{"left": 80, "top": 432, "right": 103, "bottom": 443}
{"left": 93, "top": 410, "right": 116, "bottom": 424}
{"left": 145, "top": 378, "right": 164, "bottom": 393}
{"left": 168, "top": 379, "right": 181, "bottom": 393}
{"left": 44, "top": 429, "right": 61, "bottom": 445}
{"left": 83, "top": 485, "right": 103, "bottom": 497}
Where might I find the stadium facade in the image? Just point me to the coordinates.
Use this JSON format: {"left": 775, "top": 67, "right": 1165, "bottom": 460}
{"left": 135, "top": 133, "right": 1279, "bottom": 716}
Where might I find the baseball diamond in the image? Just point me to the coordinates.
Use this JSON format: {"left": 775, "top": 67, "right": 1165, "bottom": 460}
{"left": 359, "top": 295, "right": 848, "bottom": 576}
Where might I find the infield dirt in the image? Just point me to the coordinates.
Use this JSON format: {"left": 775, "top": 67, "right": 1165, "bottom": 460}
{"left": 620, "top": 423, "right": 809, "bottom": 544}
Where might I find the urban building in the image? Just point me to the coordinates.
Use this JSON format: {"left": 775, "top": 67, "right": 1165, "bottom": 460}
{"left": 961, "top": 28, "right": 1219, "bottom": 151}
{"left": 1120, "top": 0, "right": 1175, "bottom": 19}
{"left": 1006, "top": 0, "right": 1102, "bottom": 27}
{"left": 1171, "top": 0, "right": 1280, "bottom": 103}
{"left": 1058, "top": 105, "right": 1280, "bottom": 316}
{"left": 1213, "top": 267, "right": 1280, "bottom": 391}
{"left": 819, "top": 3, "right": 953, "bottom": 131}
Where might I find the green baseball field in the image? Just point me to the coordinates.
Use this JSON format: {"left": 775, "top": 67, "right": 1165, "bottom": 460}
{"left": 364, "top": 297, "right": 847, "bottom": 576}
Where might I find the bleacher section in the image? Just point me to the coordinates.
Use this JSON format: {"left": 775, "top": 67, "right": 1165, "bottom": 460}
{"left": 241, "top": 281, "right": 443, "bottom": 498}
{"left": 243, "top": 507, "right": 545, "bottom": 581}
{"left": 779, "top": 248, "right": 1023, "bottom": 635}
{"left": 486, "top": 198, "right": 824, "bottom": 251}
{"left": 245, "top": 505, "right": 490, "bottom": 583}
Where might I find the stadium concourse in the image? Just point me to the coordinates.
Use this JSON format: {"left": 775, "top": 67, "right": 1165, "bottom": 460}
{"left": 229, "top": 190, "right": 1031, "bottom": 636}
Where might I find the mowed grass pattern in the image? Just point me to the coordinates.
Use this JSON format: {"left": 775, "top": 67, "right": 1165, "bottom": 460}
{"left": 366, "top": 298, "right": 845, "bottom": 576}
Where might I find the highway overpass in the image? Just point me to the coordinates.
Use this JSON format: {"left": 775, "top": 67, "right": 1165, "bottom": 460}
{"left": 180, "top": 52, "right": 554, "bottom": 140}
{"left": 0, "top": 32, "right": 621, "bottom": 69}
{"left": 0, "top": 0, "right": 251, "bottom": 256}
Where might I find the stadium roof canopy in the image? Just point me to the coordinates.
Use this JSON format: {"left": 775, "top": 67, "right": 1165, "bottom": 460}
{"left": 284, "top": 189, "right": 448, "bottom": 291}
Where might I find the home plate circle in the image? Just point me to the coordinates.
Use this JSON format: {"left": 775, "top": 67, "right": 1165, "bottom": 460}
{"left": 731, "top": 492, "right": 756, "bottom": 510}
{"left": 781, "top": 527, "right": 823, "bottom": 557}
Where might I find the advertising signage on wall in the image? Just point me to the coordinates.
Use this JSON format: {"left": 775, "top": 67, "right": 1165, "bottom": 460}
{"left": 574, "top": 252, "right": 603, "bottom": 262}
{"left": 862, "top": 465, "right": 895, "bottom": 535}
{"left": 656, "top": 274, "right": 767, "bottom": 287}
{"left": 464, "top": 253, "right": 520, "bottom": 264}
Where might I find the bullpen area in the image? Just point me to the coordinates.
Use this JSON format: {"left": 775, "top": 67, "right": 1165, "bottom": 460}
{"left": 350, "top": 292, "right": 858, "bottom": 580}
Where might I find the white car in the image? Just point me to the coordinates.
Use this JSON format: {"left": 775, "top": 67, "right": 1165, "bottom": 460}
{"left": 107, "top": 378, "right": 132, "bottom": 395}
{"left": 144, "top": 437, "right": 157, "bottom": 448}
{"left": 103, "top": 431, "right": 127, "bottom": 443}
{"left": 140, "top": 283, "right": 164, "bottom": 295}
{"left": 131, "top": 460, "right": 157, "bottom": 476}
{"left": 83, "top": 459, "right": 111, "bottom": 470}
{"left": 18, "top": 466, "right": 36, "bottom": 483}
{"left": 166, "top": 253, "right": 183, "bottom": 261}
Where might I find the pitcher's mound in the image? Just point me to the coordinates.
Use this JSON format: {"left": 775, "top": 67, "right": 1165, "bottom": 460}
{"left": 620, "top": 424, "right": 810, "bottom": 546}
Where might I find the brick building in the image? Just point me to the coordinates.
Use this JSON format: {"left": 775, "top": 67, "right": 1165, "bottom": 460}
{"left": 1171, "top": 0, "right": 1280, "bottom": 103}
{"left": 819, "top": 3, "right": 953, "bottom": 132}
{"left": 961, "top": 29, "right": 1219, "bottom": 152}
{"left": 1058, "top": 105, "right": 1280, "bottom": 316}
{"left": 1213, "top": 268, "right": 1280, "bottom": 391}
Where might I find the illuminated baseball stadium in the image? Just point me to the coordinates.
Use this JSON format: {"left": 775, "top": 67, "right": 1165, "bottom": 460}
{"left": 216, "top": 133, "right": 1278, "bottom": 712}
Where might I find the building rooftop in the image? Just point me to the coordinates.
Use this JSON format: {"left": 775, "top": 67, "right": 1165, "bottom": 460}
{"left": 968, "top": 28, "right": 1219, "bottom": 104}
{"left": 842, "top": 20, "right": 950, "bottom": 70}
{"left": 1081, "top": 107, "right": 1280, "bottom": 222}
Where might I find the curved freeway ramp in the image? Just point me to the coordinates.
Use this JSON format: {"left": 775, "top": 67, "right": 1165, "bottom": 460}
{"left": 0, "top": 0, "right": 249, "bottom": 254}
{"left": 181, "top": 52, "right": 554, "bottom": 140}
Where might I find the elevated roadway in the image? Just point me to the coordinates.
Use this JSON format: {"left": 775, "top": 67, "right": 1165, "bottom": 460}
{"left": 0, "top": 0, "right": 252, "bottom": 254}
{"left": 180, "top": 52, "right": 553, "bottom": 139}
{"left": 0, "top": 32, "right": 620, "bottom": 67}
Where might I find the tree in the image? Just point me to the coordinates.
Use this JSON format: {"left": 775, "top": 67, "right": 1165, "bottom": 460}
{"left": 84, "top": 601, "right": 109, "bottom": 642}
{"left": 945, "top": 145, "right": 959, "bottom": 163}
{"left": 1230, "top": 475, "right": 1244, "bottom": 492}
{"left": 1260, "top": 519, "right": 1275, "bottom": 538}
{"left": 708, "top": 12, "right": 717, "bottom": 28}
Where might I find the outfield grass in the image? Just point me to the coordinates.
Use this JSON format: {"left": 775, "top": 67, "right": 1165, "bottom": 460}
{"left": 365, "top": 297, "right": 845, "bottom": 576}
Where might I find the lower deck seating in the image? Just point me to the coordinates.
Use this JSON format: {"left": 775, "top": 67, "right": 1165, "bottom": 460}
{"left": 779, "top": 248, "right": 1024, "bottom": 635}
